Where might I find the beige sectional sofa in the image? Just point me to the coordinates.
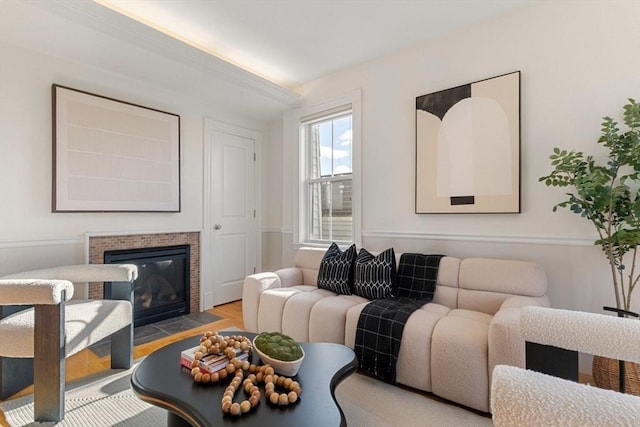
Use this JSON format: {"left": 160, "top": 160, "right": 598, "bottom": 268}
{"left": 242, "top": 247, "right": 550, "bottom": 412}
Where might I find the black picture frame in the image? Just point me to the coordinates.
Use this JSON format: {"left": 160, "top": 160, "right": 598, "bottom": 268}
{"left": 415, "top": 71, "right": 520, "bottom": 214}
{"left": 52, "top": 84, "right": 181, "bottom": 212}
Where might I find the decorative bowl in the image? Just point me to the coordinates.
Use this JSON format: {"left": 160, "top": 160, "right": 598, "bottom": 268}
{"left": 252, "top": 336, "right": 305, "bottom": 376}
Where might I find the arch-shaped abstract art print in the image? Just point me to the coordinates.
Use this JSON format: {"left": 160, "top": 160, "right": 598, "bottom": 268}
{"left": 415, "top": 71, "right": 520, "bottom": 213}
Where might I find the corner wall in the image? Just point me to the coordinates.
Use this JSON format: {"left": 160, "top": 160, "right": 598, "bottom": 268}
{"left": 269, "top": 0, "right": 640, "bottom": 314}
{"left": 0, "top": 41, "right": 267, "bottom": 283}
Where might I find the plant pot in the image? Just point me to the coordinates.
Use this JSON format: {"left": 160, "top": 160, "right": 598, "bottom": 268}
{"left": 252, "top": 335, "right": 305, "bottom": 377}
{"left": 592, "top": 355, "right": 640, "bottom": 395}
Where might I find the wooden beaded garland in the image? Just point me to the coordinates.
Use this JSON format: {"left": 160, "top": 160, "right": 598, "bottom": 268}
{"left": 187, "top": 332, "right": 302, "bottom": 417}
{"left": 262, "top": 366, "right": 302, "bottom": 406}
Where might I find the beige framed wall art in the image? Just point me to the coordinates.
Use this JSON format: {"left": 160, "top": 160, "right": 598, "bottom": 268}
{"left": 415, "top": 71, "right": 520, "bottom": 214}
{"left": 53, "top": 84, "right": 180, "bottom": 212}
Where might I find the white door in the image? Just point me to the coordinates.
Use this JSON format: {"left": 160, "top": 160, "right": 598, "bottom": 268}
{"left": 203, "top": 119, "right": 260, "bottom": 307}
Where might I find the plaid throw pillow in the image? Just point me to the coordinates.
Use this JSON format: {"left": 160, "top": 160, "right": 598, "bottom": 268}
{"left": 353, "top": 248, "right": 396, "bottom": 300}
{"left": 317, "top": 243, "right": 357, "bottom": 295}
{"left": 396, "top": 253, "right": 444, "bottom": 300}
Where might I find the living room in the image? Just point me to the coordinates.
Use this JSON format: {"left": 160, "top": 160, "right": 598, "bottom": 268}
{"left": 0, "top": 0, "right": 640, "bottom": 388}
{"left": 0, "top": 0, "right": 639, "bottom": 423}
{"left": 2, "top": 0, "right": 638, "bottom": 314}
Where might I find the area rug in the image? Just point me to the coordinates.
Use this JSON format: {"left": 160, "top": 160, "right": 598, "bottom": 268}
{"left": 336, "top": 373, "right": 492, "bottom": 426}
{"left": 0, "top": 361, "right": 163, "bottom": 427}
{"left": 2, "top": 351, "right": 492, "bottom": 426}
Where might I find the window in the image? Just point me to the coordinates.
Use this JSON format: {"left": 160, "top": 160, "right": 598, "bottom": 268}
{"left": 294, "top": 90, "right": 361, "bottom": 246}
{"left": 305, "top": 112, "right": 352, "bottom": 242}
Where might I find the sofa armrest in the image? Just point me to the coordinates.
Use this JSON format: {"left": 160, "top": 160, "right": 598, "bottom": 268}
{"left": 242, "top": 272, "right": 283, "bottom": 332}
{"left": 491, "top": 365, "right": 640, "bottom": 426}
{"left": 488, "top": 296, "right": 550, "bottom": 385}
{"left": 274, "top": 267, "right": 304, "bottom": 288}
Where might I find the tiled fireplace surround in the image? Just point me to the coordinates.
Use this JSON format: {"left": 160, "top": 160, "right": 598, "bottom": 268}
{"left": 88, "top": 232, "right": 200, "bottom": 314}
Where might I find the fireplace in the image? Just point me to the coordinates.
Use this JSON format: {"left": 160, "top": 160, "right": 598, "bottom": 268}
{"left": 104, "top": 245, "right": 190, "bottom": 327}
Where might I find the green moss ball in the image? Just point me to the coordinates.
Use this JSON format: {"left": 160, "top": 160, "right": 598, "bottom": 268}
{"left": 255, "top": 332, "right": 303, "bottom": 361}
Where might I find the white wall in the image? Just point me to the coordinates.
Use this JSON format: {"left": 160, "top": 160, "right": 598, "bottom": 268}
{"left": 271, "top": 1, "right": 640, "bottom": 314}
{"left": 261, "top": 120, "right": 284, "bottom": 272}
{"left": 0, "top": 40, "right": 267, "bottom": 276}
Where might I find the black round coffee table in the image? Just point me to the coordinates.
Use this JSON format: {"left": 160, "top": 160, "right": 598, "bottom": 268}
{"left": 131, "top": 331, "right": 357, "bottom": 427}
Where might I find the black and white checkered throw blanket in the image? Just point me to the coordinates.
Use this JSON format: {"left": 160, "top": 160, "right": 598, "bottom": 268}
{"left": 354, "top": 254, "right": 444, "bottom": 382}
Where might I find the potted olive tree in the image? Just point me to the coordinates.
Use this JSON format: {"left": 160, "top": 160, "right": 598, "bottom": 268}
{"left": 539, "top": 98, "right": 640, "bottom": 394}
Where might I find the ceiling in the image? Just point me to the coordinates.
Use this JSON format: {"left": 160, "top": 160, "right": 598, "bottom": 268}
{"left": 95, "top": 0, "right": 534, "bottom": 89}
{"left": 0, "top": 0, "right": 534, "bottom": 121}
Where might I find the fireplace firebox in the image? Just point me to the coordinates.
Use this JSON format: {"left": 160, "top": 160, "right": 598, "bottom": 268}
{"left": 104, "top": 245, "right": 190, "bottom": 327}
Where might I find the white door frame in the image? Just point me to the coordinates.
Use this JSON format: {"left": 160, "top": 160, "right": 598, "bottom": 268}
{"left": 202, "top": 117, "right": 262, "bottom": 309}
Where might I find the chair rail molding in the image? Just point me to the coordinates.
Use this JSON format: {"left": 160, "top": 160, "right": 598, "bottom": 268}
{"left": 0, "top": 237, "right": 82, "bottom": 249}
{"left": 362, "top": 230, "right": 594, "bottom": 247}
{"left": 262, "top": 228, "right": 593, "bottom": 248}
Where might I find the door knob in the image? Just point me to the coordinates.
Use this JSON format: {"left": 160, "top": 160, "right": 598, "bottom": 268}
{"left": 214, "top": 224, "right": 222, "bottom": 230}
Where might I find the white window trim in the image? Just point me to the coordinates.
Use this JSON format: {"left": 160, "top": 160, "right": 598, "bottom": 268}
{"left": 292, "top": 89, "right": 362, "bottom": 248}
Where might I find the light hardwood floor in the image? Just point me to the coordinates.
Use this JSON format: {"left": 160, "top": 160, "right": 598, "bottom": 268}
{"left": 0, "top": 300, "right": 243, "bottom": 425}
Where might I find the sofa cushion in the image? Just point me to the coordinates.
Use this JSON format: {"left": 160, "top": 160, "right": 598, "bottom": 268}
{"left": 317, "top": 242, "right": 357, "bottom": 295}
{"left": 395, "top": 304, "right": 450, "bottom": 391}
{"left": 353, "top": 248, "right": 396, "bottom": 299}
{"left": 282, "top": 289, "right": 332, "bottom": 342}
{"left": 458, "top": 258, "right": 548, "bottom": 296}
{"left": 257, "top": 287, "right": 303, "bottom": 332}
{"left": 355, "top": 296, "right": 431, "bottom": 382}
{"left": 309, "top": 295, "right": 368, "bottom": 343}
{"left": 431, "top": 309, "right": 493, "bottom": 412}
{"left": 396, "top": 253, "right": 444, "bottom": 300}
{"left": 293, "top": 247, "right": 327, "bottom": 286}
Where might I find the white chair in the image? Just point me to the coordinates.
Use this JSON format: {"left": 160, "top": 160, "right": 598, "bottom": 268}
{"left": 0, "top": 264, "right": 137, "bottom": 422}
{"left": 491, "top": 306, "right": 640, "bottom": 426}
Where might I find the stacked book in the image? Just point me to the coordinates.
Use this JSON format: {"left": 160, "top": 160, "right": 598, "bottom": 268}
{"left": 180, "top": 345, "right": 249, "bottom": 374}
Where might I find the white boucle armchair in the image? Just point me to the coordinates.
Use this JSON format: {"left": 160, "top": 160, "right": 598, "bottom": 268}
{"left": 0, "top": 264, "right": 137, "bottom": 422}
{"left": 491, "top": 306, "right": 640, "bottom": 426}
